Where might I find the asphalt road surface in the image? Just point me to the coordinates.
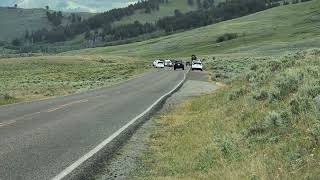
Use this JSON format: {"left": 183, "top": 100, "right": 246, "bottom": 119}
{"left": 0, "top": 69, "right": 185, "bottom": 180}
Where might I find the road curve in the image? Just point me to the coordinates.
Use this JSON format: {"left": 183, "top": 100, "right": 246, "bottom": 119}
{"left": 0, "top": 69, "right": 185, "bottom": 180}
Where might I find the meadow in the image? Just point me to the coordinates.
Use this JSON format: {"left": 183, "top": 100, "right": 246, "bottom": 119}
{"left": 0, "top": 55, "right": 148, "bottom": 105}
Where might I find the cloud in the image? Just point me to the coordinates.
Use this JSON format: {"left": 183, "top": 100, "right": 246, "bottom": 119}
{"left": 0, "top": 0, "right": 138, "bottom": 12}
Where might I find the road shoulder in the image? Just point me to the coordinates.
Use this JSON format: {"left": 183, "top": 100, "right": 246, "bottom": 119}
{"left": 95, "top": 71, "right": 218, "bottom": 179}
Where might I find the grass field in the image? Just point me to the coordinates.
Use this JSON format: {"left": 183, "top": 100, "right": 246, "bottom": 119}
{"left": 0, "top": 55, "right": 149, "bottom": 105}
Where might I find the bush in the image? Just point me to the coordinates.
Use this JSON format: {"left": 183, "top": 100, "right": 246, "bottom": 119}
{"left": 216, "top": 33, "right": 238, "bottom": 43}
{"left": 271, "top": 71, "right": 303, "bottom": 99}
{"left": 289, "top": 96, "right": 315, "bottom": 115}
{"left": 252, "top": 89, "right": 268, "bottom": 101}
{"left": 268, "top": 87, "right": 281, "bottom": 102}
{"left": 228, "top": 86, "right": 248, "bottom": 100}
{"left": 264, "top": 111, "right": 284, "bottom": 128}
{"left": 11, "top": 38, "right": 21, "bottom": 46}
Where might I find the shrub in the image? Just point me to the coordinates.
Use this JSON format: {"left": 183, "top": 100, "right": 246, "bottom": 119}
{"left": 228, "top": 86, "right": 248, "bottom": 100}
{"left": 289, "top": 96, "right": 315, "bottom": 115}
{"left": 264, "top": 111, "right": 283, "bottom": 128}
{"left": 252, "top": 89, "right": 268, "bottom": 101}
{"left": 268, "top": 87, "right": 281, "bottom": 102}
{"left": 268, "top": 60, "right": 282, "bottom": 72}
{"left": 1, "top": 93, "right": 15, "bottom": 100}
{"left": 300, "top": 84, "right": 320, "bottom": 98}
{"left": 310, "top": 123, "right": 320, "bottom": 145}
{"left": 216, "top": 33, "right": 238, "bottom": 43}
{"left": 272, "top": 70, "right": 303, "bottom": 99}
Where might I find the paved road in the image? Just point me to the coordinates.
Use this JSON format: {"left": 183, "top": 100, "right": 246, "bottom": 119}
{"left": 0, "top": 69, "right": 185, "bottom": 180}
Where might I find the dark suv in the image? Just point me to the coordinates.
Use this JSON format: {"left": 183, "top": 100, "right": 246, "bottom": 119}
{"left": 174, "top": 60, "right": 184, "bottom": 70}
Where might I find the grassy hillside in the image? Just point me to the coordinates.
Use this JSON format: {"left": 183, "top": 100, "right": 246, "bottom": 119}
{"left": 113, "top": 0, "right": 198, "bottom": 26}
{"left": 0, "top": 7, "right": 92, "bottom": 42}
{"left": 138, "top": 49, "right": 320, "bottom": 179}
{"left": 71, "top": 0, "right": 320, "bottom": 58}
{"left": 0, "top": 8, "right": 52, "bottom": 42}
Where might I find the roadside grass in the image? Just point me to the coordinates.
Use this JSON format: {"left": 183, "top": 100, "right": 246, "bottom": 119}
{"left": 0, "top": 55, "right": 149, "bottom": 104}
{"left": 135, "top": 49, "right": 320, "bottom": 179}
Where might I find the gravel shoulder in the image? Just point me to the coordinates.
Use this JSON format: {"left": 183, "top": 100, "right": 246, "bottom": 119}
{"left": 95, "top": 71, "right": 219, "bottom": 180}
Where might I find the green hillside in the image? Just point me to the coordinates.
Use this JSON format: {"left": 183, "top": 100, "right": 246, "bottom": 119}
{"left": 113, "top": 0, "right": 198, "bottom": 26}
{"left": 71, "top": 0, "right": 320, "bottom": 58}
{"left": 0, "top": 7, "right": 92, "bottom": 42}
{"left": 0, "top": 8, "right": 52, "bottom": 42}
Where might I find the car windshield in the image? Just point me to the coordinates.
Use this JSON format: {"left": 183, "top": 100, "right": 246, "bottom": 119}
{"left": 158, "top": 61, "right": 164, "bottom": 64}
{"left": 193, "top": 62, "right": 202, "bottom": 65}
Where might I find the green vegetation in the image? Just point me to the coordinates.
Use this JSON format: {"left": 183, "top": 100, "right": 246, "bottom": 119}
{"left": 135, "top": 49, "right": 320, "bottom": 179}
{"left": 0, "top": 55, "right": 148, "bottom": 103}
{"left": 70, "top": 0, "right": 320, "bottom": 58}
{"left": 113, "top": 0, "right": 199, "bottom": 26}
{"left": 99, "top": 1, "right": 320, "bottom": 179}
{"left": 0, "top": 7, "right": 92, "bottom": 42}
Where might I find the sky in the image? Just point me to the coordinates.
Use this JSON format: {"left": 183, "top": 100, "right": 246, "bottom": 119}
{"left": 0, "top": 0, "right": 137, "bottom": 12}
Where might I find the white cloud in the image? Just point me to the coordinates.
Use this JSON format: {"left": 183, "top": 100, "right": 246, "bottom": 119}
{"left": 0, "top": 0, "right": 138, "bottom": 12}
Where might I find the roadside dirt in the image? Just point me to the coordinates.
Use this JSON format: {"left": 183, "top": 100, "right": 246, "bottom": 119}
{"left": 95, "top": 71, "right": 219, "bottom": 180}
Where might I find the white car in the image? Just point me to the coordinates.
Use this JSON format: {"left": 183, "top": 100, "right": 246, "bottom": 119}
{"left": 153, "top": 60, "right": 160, "bottom": 67}
{"left": 154, "top": 60, "right": 165, "bottom": 68}
{"left": 164, "top": 60, "right": 173, "bottom": 67}
{"left": 191, "top": 61, "right": 203, "bottom": 71}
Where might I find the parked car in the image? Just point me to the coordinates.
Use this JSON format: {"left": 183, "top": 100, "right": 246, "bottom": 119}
{"left": 153, "top": 60, "right": 160, "bottom": 67}
{"left": 155, "top": 60, "right": 165, "bottom": 68}
{"left": 174, "top": 60, "right": 184, "bottom": 70}
{"left": 164, "top": 59, "right": 173, "bottom": 67}
{"left": 191, "top": 61, "right": 203, "bottom": 71}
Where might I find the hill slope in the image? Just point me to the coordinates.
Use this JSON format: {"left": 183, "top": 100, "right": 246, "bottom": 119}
{"left": 70, "top": 0, "right": 320, "bottom": 58}
{"left": 113, "top": 0, "right": 205, "bottom": 26}
{"left": 0, "top": 7, "right": 52, "bottom": 42}
{"left": 0, "top": 7, "right": 92, "bottom": 42}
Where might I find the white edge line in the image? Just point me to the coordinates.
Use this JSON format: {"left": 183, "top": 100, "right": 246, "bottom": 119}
{"left": 52, "top": 70, "right": 187, "bottom": 180}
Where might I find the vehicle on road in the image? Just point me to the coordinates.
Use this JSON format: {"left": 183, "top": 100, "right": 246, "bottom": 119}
{"left": 155, "top": 60, "right": 165, "bottom": 68}
{"left": 191, "top": 61, "right": 203, "bottom": 71}
{"left": 174, "top": 60, "right": 184, "bottom": 70}
{"left": 153, "top": 59, "right": 160, "bottom": 67}
{"left": 164, "top": 59, "right": 173, "bottom": 67}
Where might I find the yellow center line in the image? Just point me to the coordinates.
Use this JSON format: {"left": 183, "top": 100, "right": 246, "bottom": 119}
{"left": 0, "top": 99, "right": 89, "bottom": 128}
{"left": 0, "top": 120, "right": 16, "bottom": 127}
{"left": 46, "top": 99, "right": 89, "bottom": 113}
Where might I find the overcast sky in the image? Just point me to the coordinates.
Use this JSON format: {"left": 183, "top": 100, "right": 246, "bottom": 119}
{"left": 0, "top": 0, "right": 137, "bottom": 12}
